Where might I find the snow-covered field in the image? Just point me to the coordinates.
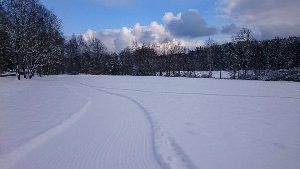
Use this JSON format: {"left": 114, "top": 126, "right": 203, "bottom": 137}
{"left": 1, "top": 75, "right": 300, "bottom": 169}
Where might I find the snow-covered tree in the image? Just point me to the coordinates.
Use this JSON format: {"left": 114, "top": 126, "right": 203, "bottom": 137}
{"left": 119, "top": 46, "right": 133, "bottom": 75}
{"left": 0, "top": 0, "right": 64, "bottom": 79}
{"left": 206, "top": 38, "right": 217, "bottom": 78}
{"left": 232, "top": 28, "right": 254, "bottom": 77}
{"left": 88, "top": 35, "right": 108, "bottom": 74}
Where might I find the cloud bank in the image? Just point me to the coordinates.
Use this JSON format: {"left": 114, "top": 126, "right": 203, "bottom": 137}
{"left": 83, "top": 22, "right": 172, "bottom": 52}
{"left": 83, "top": 9, "right": 209, "bottom": 52}
{"left": 218, "top": 0, "right": 300, "bottom": 39}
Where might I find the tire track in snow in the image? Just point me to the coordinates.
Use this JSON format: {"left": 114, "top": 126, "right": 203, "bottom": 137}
{"left": 98, "top": 89, "right": 197, "bottom": 169}
{"left": 0, "top": 99, "right": 92, "bottom": 169}
{"left": 10, "top": 77, "right": 161, "bottom": 169}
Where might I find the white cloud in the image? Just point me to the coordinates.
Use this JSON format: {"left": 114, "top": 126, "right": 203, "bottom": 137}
{"left": 217, "top": 0, "right": 300, "bottom": 39}
{"left": 98, "top": 29, "right": 120, "bottom": 51}
{"left": 114, "top": 27, "right": 136, "bottom": 52}
{"left": 142, "top": 21, "right": 170, "bottom": 43}
{"left": 178, "top": 39, "right": 205, "bottom": 50}
{"left": 162, "top": 12, "right": 181, "bottom": 23}
{"left": 82, "top": 29, "right": 96, "bottom": 41}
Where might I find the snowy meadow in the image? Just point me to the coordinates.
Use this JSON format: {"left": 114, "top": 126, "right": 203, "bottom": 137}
{"left": 0, "top": 75, "right": 300, "bottom": 169}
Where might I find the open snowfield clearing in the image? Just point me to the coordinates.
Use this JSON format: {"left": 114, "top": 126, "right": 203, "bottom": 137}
{"left": 0, "top": 75, "right": 300, "bottom": 169}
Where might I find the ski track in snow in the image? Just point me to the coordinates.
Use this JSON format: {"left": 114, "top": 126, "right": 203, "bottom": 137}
{"left": 73, "top": 78, "right": 197, "bottom": 169}
{"left": 0, "top": 97, "right": 92, "bottom": 169}
{"left": 6, "top": 77, "right": 162, "bottom": 169}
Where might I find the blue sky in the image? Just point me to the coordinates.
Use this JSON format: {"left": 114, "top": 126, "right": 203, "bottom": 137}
{"left": 40, "top": 0, "right": 300, "bottom": 52}
{"left": 41, "top": 0, "right": 220, "bottom": 34}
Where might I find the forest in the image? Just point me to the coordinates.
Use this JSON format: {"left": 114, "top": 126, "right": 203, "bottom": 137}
{"left": 1, "top": 0, "right": 300, "bottom": 81}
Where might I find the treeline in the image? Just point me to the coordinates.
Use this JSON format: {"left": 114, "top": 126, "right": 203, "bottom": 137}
{"left": 64, "top": 29, "right": 300, "bottom": 81}
{"left": 191, "top": 29, "right": 300, "bottom": 80}
{"left": 1, "top": 0, "right": 299, "bottom": 81}
{"left": 0, "top": 0, "right": 64, "bottom": 79}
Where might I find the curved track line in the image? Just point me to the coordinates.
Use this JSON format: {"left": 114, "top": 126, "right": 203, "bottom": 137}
{"left": 0, "top": 100, "right": 92, "bottom": 169}
{"left": 97, "top": 89, "right": 197, "bottom": 169}
{"left": 72, "top": 77, "right": 197, "bottom": 169}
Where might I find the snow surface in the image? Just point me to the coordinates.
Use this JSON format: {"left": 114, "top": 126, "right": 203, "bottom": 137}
{"left": 1, "top": 75, "right": 300, "bottom": 169}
